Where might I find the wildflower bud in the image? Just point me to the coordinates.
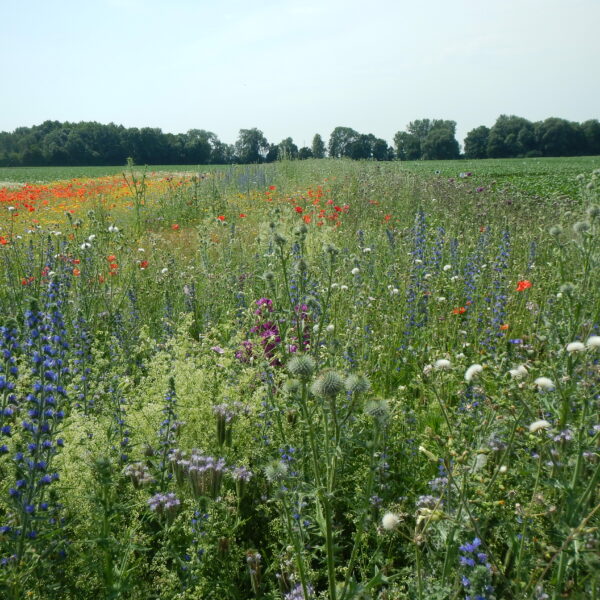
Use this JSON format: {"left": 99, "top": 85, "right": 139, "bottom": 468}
{"left": 324, "top": 243, "right": 339, "bottom": 257}
{"left": 345, "top": 374, "right": 371, "bottom": 395}
{"left": 274, "top": 233, "right": 287, "bottom": 246}
{"left": 587, "top": 204, "right": 600, "bottom": 220}
{"left": 549, "top": 225, "right": 563, "bottom": 237}
{"left": 311, "top": 370, "right": 345, "bottom": 398}
{"left": 559, "top": 282, "right": 576, "bottom": 295}
{"left": 295, "top": 258, "right": 308, "bottom": 273}
{"left": 263, "top": 271, "right": 275, "bottom": 281}
{"left": 573, "top": 220, "right": 590, "bottom": 234}
{"left": 287, "top": 356, "right": 316, "bottom": 380}
{"left": 418, "top": 445, "right": 438, "bottom": 462}
{"left": 364, "top": 398, "right": 390, "bottom": 425}
{"left": 283, "top": 379, "right": 301, "bottom": 396}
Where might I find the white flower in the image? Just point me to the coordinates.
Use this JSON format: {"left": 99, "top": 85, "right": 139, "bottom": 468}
{"left": 351, "top": 267, "right": 360, "bottom": 275}
{"left": 363, "top": 247, "right": 371, "bottom": 253}
{"left": 88, "top": 234, "right": 96, "bottom": 242}
{"left": 529, "top": 419, "right": 551, "bottom": 433}
{"left": 138, "top": 248, "right": 145, "bottom": 252}
{"left": 80, "top": 242, "right": 91, "bottom": 250}
{"left": 443, "top": 264, "right": 452, "bottom": 271}
{"left": 340, "top": 285, "right": 348, "bottom": 291}
{"left": 434, "top": 359, "right": 452, "bottom": 370}
{"left": 464, "top": 364, "right": 483, "bottom": 382}
{"left": 534, "top": 377, "right": 555, "bottom": 391}
{"left": 381, "top": 512, "right": 400, "bottom": 531}
{"left": 326, "top": 324, "right": 334, "bottom": 332}
{"left": 108, "top": 225, "right": 119, "bottom": 233}
{"left": 423, "top": 364, "right": 433, "bottom": 376}
{"left": 424, "top": 273, "right": 432, "bottom": 280}
{"left": 414, "top": 259, "right": 423, "bottom": 265}
{"left": 509, "top": 365, "right": 528, "bottom": 379}
{"left": 436, "top": 296, "right": 446, "bottom": 302}
{"left": 390, "top": 288, "right": 399, "bottom": 294}
{"left": 161, "top": 268, "right": 168, "bottom": 275}
{"left": 8, "top": 206, "right": 15, "bottom": 211}
{"left": 566, "top": 341, "right": 585, "bottom": 353}
{"left": 450, "top": 275, "right": 460, "bottom": 282}
{"left": 586, "top": 336, "right": 600, "bottom": 349}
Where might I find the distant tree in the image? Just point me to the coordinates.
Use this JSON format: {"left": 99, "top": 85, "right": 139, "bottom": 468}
{"left": 407, "top": 119, "right": 457, "bottom": 140}
{"left": 372, "top": 138, "right": 390, "bottom": 161}
{"left": 183, "top": 129, "right": 214, "bottom": 164}
{"left": 487, "top": 115, "right": 535, "bottom": 158}
{"left": 581, "top": 119, "right": 600, "bottom": 155}
{"left": 298, "top": 147, "right": 313, "bottom": 160}
{"left": 234, "top": 128, "right": 269, "bottom": 163}
{"left": 311, "top": 133, "right": 326, "bottom": 158}
{"left": 421, "top": 128, "right": 460, "bottom": 160}
{"left": 265, "top": 144, "right": 279, "bottom": 163}
{"left": 464, "top": 126, "right": 490, "bottom": 159}
{"left": 534, "top": 118, "right": 585, "bottom": 157}
{"left": 348, "top": 134, "right": 374, "bottom": 159}
{"left": 277, "top": 137, "right": 299, "bottom": 160}
{"left": 393, "top": 131, "right": 421, "bottom": 161}
{"left": 328, "top": 127, "right": 359, "bottom": 158}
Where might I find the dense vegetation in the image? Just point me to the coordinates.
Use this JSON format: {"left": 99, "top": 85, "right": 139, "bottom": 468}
{"left": 0, "top": 158, "right": 599, "bottom": 599}
{"left": 1, "top": 114, "right": 598, "bottom": 168}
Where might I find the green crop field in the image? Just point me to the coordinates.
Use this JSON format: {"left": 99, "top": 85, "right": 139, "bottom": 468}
{"left": 0, "top": 158, "right": 599, "bottom": 599}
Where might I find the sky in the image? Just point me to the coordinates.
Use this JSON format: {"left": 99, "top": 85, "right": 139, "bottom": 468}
{"left": 1, "top": 0, "right": 599, "bottom": 148}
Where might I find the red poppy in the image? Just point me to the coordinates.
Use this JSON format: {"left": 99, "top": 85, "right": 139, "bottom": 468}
{"left": 269, "top": 185, "right": 276, "bottom": 191}
{"left": 139, "top": 260, "right": 149, "bottom": 269}
{"left": 239, "top": 213, "right": 247, "bottom": 218}
{"left": 217, "top": 215, "right": 226, "bottom": 221}
{"left": 107, "top": 255, "right": 116, "bottom": 262}
{"left": 384, "top": 215, "right": 392, "bottom": 222}
{"left": 516, "top": 280, "right": 532, "bottom": 292}
{"left": 303, "top": 215, "right": 311, "bottom": 224}
{"left": 171, "top": 224, "right": 180, "bottom": 231}
{"left": 72, "top": 268, "right": 81, "bottom": 277}
{"left": 295, "top": 206, "right": 303, "bottom": 214}
{"left": 452, "top": 307, "right": 467, "bottom": 315}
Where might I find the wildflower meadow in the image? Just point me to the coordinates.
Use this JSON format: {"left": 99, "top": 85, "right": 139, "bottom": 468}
{"left": 0, "top": 158, "right": 599, "bottom": 599}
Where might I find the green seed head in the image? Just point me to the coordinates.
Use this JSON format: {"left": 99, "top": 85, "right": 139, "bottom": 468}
{"left": 283, "top": 378, "right": 301, "bottom": 395}
{"left": 549, "top": 225, "right": 563, "bottom": 237}
{"left": 364, "top": 398, "right": 390, "bottom": 426}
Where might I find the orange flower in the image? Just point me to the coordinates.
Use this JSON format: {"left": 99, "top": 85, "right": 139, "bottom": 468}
{"left": 500, "top": 324, "right": 509, "bottom": 331}
{"left": 72, "top": 268, "right": 81, "bottom": 277}
{"left": 516, "top": 280, "right": 532, "bottom": 292}
{"left": 303, "top": 215, "right": 311, "bottom": 224}
{"left": 452, "top": 307, "right": 467, "bottom": 315}
{"left": 384, "top": 215, "right": 392, "bottom": 222}
{"left": 107, "top": 255, "right": 116, "bottom": 262}
{"left": 217, "top": 215, "right": 226, "bottom": 221}
{"left": 239, "top": 213, "right": 247, "bottom": 218}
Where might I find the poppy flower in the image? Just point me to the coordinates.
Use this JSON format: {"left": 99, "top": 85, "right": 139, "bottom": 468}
{"left": 217, "top": 215, "right": 226, "bottom": 221}
{"left": 171, "top": 224, "right": 180, "bottom": 231}
{"left": 239, "top": 213, "right": 247, "bottom": 218}
{"left": 72, "top": 268, "right": 81, "bottom": 277}
{"left": 295, "top": 206, "right": 303, "bottom": 214}
{"left": 139, "top": 260, "right": 149, "bottom": 269}
{"left": 303, "top": 215, "right": 311, "bottom": 224}
{"left": 269, "top": 185, "right": 276, "bottom": 191}
{"left": 516, "top": 280, "right": 532, "bottom": 292}
{"left": 452, "top": 307, "right": 467, "bottom": 315}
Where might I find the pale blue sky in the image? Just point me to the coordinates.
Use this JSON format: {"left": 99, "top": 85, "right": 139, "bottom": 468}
{"left": 1, "top": 0, "right": 598, "bottom": 148}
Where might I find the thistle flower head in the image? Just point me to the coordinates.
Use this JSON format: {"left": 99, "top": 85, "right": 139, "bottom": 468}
{"left": 345, "top": 373, "right": 371, "bottom": 395}
{"left": 529, "top": 419, "right": 551, "bottom": 433}
{"left": 586, "top": 335, "right": 600, "bottom": 349}
{"left": 566, "top": 341, "right": 585, "bottom": 353}
{"left": 311, "top": 370, "right": 345, "bottom": 398}
{"left": 573, "top": 220, "right": 590, "bottom": 234}
{"left": 434, "top": 359, "right": 452, "bottom": 371}
{"left": 287, "top": 355, "right": 316, "bottom": 380}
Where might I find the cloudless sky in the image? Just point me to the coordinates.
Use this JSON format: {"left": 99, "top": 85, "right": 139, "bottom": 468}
{"left": 1, "top": 0, "right": 598, "bottom": 148}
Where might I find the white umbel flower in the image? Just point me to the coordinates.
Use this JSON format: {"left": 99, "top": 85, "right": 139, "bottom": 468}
{"left": 464, "top": 364, "right": 483, "bottom": 382}
{"left": 529, "top": 419, "right": 551, "bottom": 433}
{"left": 509, "top": 365, "right": 528, "bottom": 379}
{"left": 534, "top": 377, "right": 555, "bottom": 391}
{"left": 586, "top": 336, "right": 600, "bottom": 349}
{"left": 566, "top": 341, "right": 585, "bottom": 353}
{"left": 381, "top": 512, "right": 400, "bottom": 531}
{"left": 351, "top": 267, "right": 360, "bottom": 275}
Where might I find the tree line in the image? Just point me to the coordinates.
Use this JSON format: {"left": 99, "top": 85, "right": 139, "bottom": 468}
{"left": 0, "top": 115, "right": 598, "bottom": 167}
